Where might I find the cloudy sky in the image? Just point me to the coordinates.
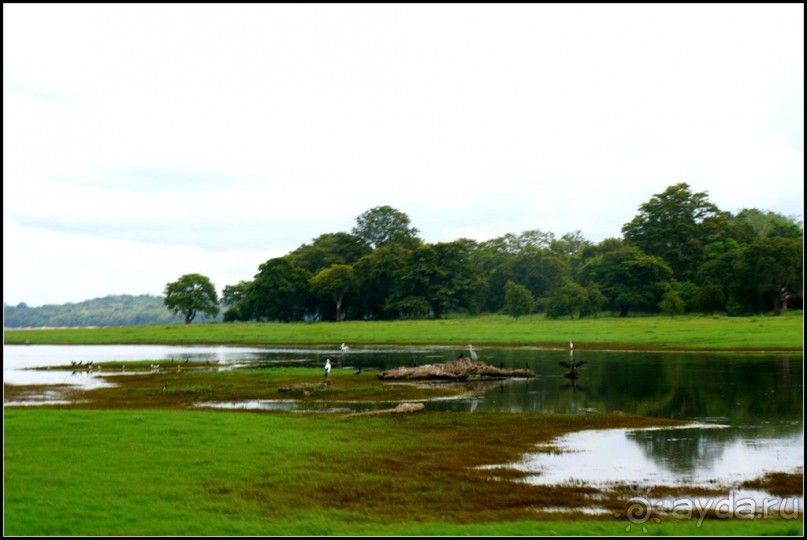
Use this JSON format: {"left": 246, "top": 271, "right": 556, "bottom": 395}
{"left": 4, "top": 4, "right": 803, "bottom": 307}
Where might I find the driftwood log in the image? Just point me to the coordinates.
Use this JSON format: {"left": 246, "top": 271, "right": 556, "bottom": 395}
{"left": 377, "top": 358, "right": 535, "bottom": 381}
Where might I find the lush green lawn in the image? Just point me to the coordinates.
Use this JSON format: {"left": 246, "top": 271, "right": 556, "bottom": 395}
{"left": 4, "top": 311, "right": 803, "bottom": 350}
{"left": 4, "top": 409, "right": 802, "bottom": 536}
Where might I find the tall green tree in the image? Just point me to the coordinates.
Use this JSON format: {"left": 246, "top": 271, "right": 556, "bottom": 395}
{"left": 163, "top": 273, "right": 220, "bottom": 324}
{"left": 545, "top": 282, "right": 589, "bottom": 319}
{"left": 622, "top": 182, "right": 723, "bottom": 281}
{"left": 220, "top": 280, "right": 252, "bottom": 322}
{"left": 353, "top": 243, "right": 414, "bottom": 320}
{"left": 389, "top": 241, "right": 481, "bottom": 319}
{"left": 732, "top": 238, "right": 803, "bottom": 315}
{"left": 247, "top": 258, "right": 311, "bottom": 322}
{"left": 487, "top": 247, "right": 569, "bottom": 311}
{"left": 659, "top": 290, "right": 685, "bottom": 317}
{"left": 310, "top": 264, "right": 356, "bottom": 321}
{"left": 352, "top": 205, "right": 421, "bottom": 248}
{"left": 503, "top": 280, "right": 535, "bottom": 318}
{"left": 691, "top": 283, "right": 726, "bottom": 315}
{"left": 693, "top": 238, "right": 745, "bottom": 313}
{"left": 580, "top": 283, "right": 607, "bottom": 318}
{"left": 286, "top": 233, "right": 371, "bottom": 274}
{"left": 580, "top": 245, "right": 674, "bottom": 317}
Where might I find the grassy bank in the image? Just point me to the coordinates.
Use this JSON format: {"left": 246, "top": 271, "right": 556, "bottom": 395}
{"left": 4, "top": 409, "right": 801, "bottom": 536}
{"left": 4, "top": 312, "right": 804, "bottom": 350}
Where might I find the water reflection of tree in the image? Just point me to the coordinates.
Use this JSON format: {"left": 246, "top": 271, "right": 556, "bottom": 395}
{"left": 626, "top": 427, "right": 736, "bottom": 474}
{"left": 625, "top": 424, "right": 804, "bottom": 475}
{"left": 579, "top": 352, "right": 803, "bottom": 424}
{"left": 460, "top": 350, "right": 802, "bottom": 423}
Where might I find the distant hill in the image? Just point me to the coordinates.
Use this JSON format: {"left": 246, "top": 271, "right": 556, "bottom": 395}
{"left": 2, "top": 294, "right": 200, "bottom": 328}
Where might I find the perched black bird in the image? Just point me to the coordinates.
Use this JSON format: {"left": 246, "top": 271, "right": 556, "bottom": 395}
{"left": 559, "top": 359, "right": 587, "bottom": 370}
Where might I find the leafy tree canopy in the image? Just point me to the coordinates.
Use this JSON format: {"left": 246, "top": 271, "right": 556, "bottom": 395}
{"left": 734, "top": 209, "right": 803, "bottom": 240}
{"left": 164, "top": 274, "right": 220, "bottom": 324}
{"left": 622, "top": 182, "right": 722, "bottom": 280}
{"left": 287, "top": 232, "right": 371, "bottom": 274}
{"left": 352, "top": 205, "right": 421, "bottom": 248}
{"left": 310, "top": 264, "right": 356, "bottom": 321}
{"left": 581, "top": 245, "right": 674, "bottom": 317}
{"left": 248, "top": 258, "right": 312, "bottom": 322}
{"left": 503, "top": 280, "right": 535, "bottom": 318}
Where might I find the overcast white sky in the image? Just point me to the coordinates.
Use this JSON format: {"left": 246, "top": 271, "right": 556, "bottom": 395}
{"left": 3, "top": 4, "right": 804, "bottom": 308}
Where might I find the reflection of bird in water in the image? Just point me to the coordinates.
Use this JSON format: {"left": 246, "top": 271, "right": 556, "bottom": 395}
{"left": 468, "top": 344, "right": 478, "bottom": 361}
{"left": 561, "top": 375, "right": 585, "bottom": 393}
{"left": 334, "top": 344, "right": 349, "bottom": 368}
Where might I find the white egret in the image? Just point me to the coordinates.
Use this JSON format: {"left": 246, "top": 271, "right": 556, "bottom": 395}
{"left": 324, "top": 358, "right": 332, "bottom": 378}
{"left": 468, "top": 344, "right": 478, "bottom": 361}
{"left": 340, "top": 343, "right": 349, "bottom": 353}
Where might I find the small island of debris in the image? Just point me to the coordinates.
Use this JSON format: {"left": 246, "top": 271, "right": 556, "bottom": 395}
{"left": 377, "top": 358, "right": 536, "bottom": 381}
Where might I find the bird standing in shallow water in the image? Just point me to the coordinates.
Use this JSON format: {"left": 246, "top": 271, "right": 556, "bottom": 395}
{"left": 468, "top": 344, "right": 478, "bottom": 361}
{"left": 324, "top": 358, "right": 332, "bottom": 379}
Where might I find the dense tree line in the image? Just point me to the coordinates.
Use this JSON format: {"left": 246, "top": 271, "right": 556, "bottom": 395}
{"left": 3, "top": 295, "right": 188, "bottom": 328}
{"left": 213, "top": 187, "right": 802, "bottom": 322}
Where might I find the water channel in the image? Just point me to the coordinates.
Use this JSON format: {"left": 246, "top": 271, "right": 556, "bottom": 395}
{"left": 4, "top": 344, "right": 803, "bottom": 511}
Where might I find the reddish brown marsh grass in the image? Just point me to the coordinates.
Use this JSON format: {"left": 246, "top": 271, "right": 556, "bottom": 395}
{"left": 13, "top": 365, "right": 467, "bottom": 410}
{"left": 741, "top": 472, "right": 804, "bottom": 497}
{"left": 229, "top": 412, "right": 689, "bottom": 523}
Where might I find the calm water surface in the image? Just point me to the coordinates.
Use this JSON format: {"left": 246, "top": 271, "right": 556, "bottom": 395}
{"left": 4, "top": 344, "right": 803, "bottom": 502}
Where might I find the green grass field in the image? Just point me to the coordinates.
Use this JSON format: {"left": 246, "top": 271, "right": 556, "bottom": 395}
{"left": 4, "top": 311, "right": 804, "bottom": 350}
{"left": 4, "top": 409, "right": 802, "bottom": 536}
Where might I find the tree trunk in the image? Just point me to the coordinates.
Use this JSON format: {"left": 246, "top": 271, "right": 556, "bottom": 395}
{"left": 335, "top": 295, "right": 343, "bottom": 321}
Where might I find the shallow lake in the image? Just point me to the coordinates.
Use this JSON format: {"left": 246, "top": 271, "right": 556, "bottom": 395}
{"left": 4, "top": 344, "right": 803, "bottom": 508}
